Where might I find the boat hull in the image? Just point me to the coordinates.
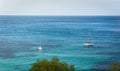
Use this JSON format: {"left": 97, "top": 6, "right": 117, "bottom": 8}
{"left": 84, "top": 43, "right": 93, "bottom": 47}
{"left": 38, "top": 46, "right": 43, "bottom": 50}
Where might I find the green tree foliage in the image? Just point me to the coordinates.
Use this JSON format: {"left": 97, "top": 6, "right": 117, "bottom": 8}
{"left": 29, "top": 57, "right": 75, "bottom": 71}
{"left": 69, "top": 64, "right": 75, "bottom": 71}
{"left": 97, "top": 62, "right": 120, "bottom": 71}
{"left": 110, "top": 62, "right": 120, "bottom": 71}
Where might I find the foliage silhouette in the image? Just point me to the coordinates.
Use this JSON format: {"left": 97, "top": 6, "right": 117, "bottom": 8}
{"left": 29, "top": 57, "right": 75, "bottom": 71}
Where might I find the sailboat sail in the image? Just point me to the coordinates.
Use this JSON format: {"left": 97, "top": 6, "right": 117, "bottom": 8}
{"left": 84, "top": 33, "right": 93, "bottom": 46}
{"left": 38, "top": 34, "right": 43, "bottom": 50}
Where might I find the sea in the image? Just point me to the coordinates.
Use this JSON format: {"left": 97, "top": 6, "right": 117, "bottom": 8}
{"left": 0, "top": 16, "right": 120, "bottom": 71}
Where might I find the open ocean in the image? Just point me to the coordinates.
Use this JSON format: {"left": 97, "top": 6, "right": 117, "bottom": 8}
{"left": 0, "top": 16, "right": 120, "bottom": 71}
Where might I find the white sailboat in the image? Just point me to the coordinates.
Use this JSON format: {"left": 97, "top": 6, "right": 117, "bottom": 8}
{"left": 38, "top": 46, "right": 43, "bottom": 50}
{"left": 84, "top": 42, "right": 93, "bottom": 46}
{"left": 38, "top": 35, "right": 43, "bottom": 50}
{"left": 84, "top": 33, "right": 94, "bottom": 46}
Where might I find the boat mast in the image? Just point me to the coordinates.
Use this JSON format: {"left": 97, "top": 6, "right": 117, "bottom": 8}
{"left": 88, "top": 32, "right": 91, "bottom": 43}
{"left": 40, "top": 33, "right": 42, "bottom": 47}
{"left": 40, "top": 35, "right": 42, "bottom": 47}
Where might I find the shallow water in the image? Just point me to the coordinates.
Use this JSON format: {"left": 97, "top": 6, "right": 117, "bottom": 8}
{"left": 0, "top": 16, "right": 120, "bottom": 71}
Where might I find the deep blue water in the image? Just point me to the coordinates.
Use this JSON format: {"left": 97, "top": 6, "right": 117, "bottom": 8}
{"left": 0, "top": 16, "right": 120, "bottom": 71}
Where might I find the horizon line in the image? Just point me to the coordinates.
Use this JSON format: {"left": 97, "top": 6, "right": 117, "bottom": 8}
{"left": 0, "top": 14, "right": 120, "bottom": 17}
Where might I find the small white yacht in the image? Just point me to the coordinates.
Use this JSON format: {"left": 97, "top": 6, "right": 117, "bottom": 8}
{"left": 84, "top": 42, "right": 93, "bottom": 46}
{"left": 38, "top": 35, "right": 43, "bottom": 50}
{"left": 38, "top": 46, "right": 42, "bottom": 50}
{"left": 84, "top": 33, "right": 94, "bottom": 47}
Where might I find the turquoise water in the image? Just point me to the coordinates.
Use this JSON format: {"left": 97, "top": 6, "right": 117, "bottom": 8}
{"left": 0, "top": 16, "right": 120, "bottom": 71}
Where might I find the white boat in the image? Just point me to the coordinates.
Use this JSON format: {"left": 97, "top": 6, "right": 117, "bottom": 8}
{"left": 84, "top": 42, "right": 93, "bottom": 46}
{"left": 38, "top": 46, "right": 42, "bottom": 50}
{"left": 38, "top": 34, "right": 43, "bottom": 50}
{"left": 84, "top": 33, "right": 94, "bottom": 47}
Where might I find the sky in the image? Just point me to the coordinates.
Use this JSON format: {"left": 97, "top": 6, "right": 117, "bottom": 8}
{"left": 0, "top": 0, "right": 120, "bottom": 15}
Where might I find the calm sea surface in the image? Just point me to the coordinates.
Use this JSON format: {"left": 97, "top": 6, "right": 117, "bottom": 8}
{"left": 0, "top": 16, "right": 120, "bottom": 71}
